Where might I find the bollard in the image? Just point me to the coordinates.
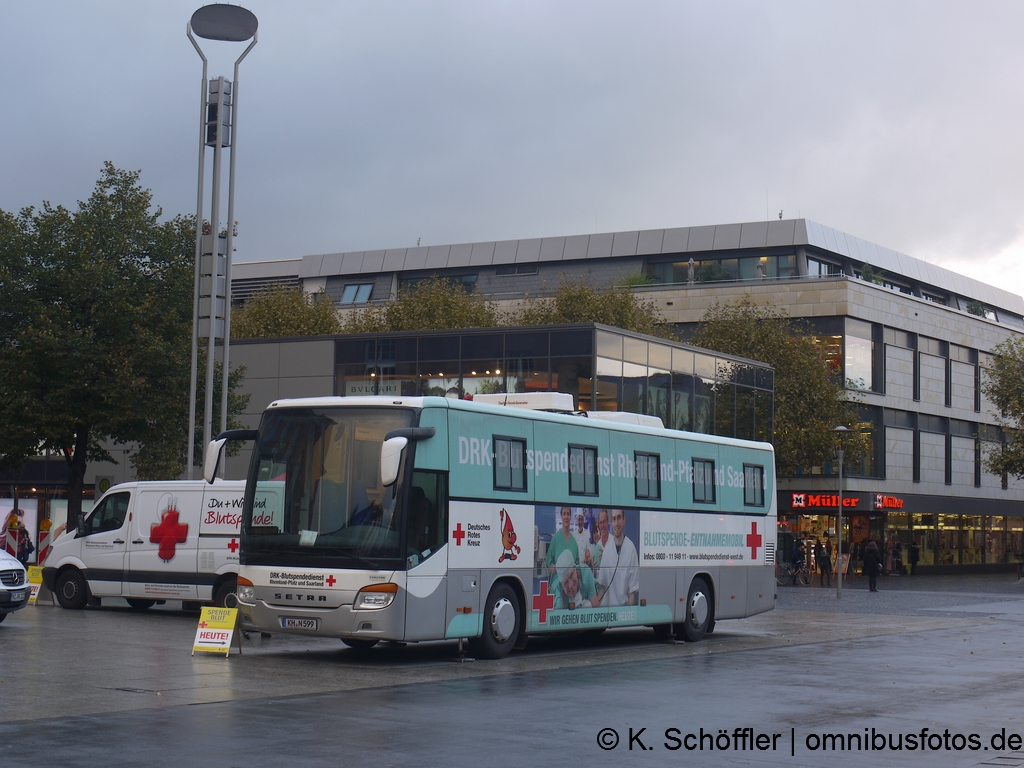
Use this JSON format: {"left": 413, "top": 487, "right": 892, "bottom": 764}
{"left": 37, "top": 519, "right": 53, "bottom": 565}
{"left": 5, "top": 520, "right": 17, "bottom": 557}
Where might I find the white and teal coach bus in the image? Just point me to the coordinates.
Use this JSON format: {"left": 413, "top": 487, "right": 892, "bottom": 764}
{"left": 205, "top": 393, "right": 777, "bottom": 658}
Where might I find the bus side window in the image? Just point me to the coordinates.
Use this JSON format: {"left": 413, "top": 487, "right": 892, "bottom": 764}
{"left": 409, "top": 470, "right": 448, "bottom": 558}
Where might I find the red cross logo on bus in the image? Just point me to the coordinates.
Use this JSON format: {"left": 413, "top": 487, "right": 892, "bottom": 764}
{"left": 326, "top": 574, "right": 337, "bottom": 587}
{"left": 227, "top": 538, "right": 239, "bottom": 553}
{"left": 452, "top": 523, "right": 466, "bottom": 546}
{"left": 150, "top": 507, "right": 188, "bottom": 562}
{"left": 746, "top": 522, "right": 762, "bottom": 560}
{"left": 533, "top": 581, "right": 554, "bottom": 624}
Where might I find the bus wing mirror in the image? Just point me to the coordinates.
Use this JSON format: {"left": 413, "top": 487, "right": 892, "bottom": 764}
{"left": 204, "top": 438, "right": 228, "bottom": 484}
{"left": 380, "top": 436, "right": 409, "bottom": 487}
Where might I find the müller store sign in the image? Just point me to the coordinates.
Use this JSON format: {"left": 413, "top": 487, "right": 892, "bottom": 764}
{"left": 788, "top": 493, "right": 905, "bottom": 511}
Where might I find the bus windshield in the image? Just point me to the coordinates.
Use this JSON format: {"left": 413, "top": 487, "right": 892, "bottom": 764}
{"left": 242, "top": 406, "right": 415, "bottom": 568}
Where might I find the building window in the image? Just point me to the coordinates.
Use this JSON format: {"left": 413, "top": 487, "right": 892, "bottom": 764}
{"left": 693, "top": 458, "right": 716, "bottom": 503}
{"left": 493, "top": 436, "right": 527, "bottom": 491}
{"left": 340, "top": 283, "right": 373, "bottom": 304}
{"left": 634, "top": 452, "right": 661, "bottom": 500}
{"left": 495, "top": 264, "right": 539, "bottom": 276}
{"left": 743, "top": 464, "right": 764, "bottom": 507}
{"left": 807, "top": 257, "right": 841, "bottom": 277}
{"left": 569, "top": 444, "right": 599, "bottom": 496}
{"left": 399, "top": 273, "right": 478, "bottom": 292}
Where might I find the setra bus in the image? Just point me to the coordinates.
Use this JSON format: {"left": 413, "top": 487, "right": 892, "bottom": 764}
{"left": 204, "top": 393, "right": 777, "bottom": 658}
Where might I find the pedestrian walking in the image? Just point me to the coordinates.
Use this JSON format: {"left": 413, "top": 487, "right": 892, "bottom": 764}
{"left": 815, "top": 540, "right": 832, "bottom": 587}
{"left": 864, "top": 540, "right": 882, "bottom": 592}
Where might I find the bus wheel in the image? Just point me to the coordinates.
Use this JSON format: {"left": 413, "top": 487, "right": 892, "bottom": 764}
{"left": 56, "top": 569, "right": 88, "bottom": 610}
{"left": 682, "top": 577, "right": 712, "bottom": 642}
{"left": 126, "top": 599, "right": 156, "bottom": 610}
{"left": 475, "top": 582, "right": 520, "bottom": 659}
{"left": 214, "top": 579, "right": 238, "bottom": 609}
{"left": 341, "top": 638, "right": 379, "bottom": 651}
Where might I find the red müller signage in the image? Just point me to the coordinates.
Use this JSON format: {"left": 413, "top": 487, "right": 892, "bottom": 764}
{"left": 791, "top": 493, "right": 860, "bottom": 509}
{"left": 874, "top": 494, "right": 904, "bottom": 510}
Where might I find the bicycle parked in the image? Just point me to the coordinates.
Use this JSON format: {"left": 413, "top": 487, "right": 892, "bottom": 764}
{"left": 776, "top": 561, "right": 811, "bottom": 586}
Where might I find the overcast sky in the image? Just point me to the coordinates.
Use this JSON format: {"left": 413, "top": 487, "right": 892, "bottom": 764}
{"left": 3, "top": 1, "right": 1023, "bottom": 299}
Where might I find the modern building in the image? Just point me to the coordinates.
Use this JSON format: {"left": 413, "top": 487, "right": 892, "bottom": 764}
{"left": 7, "top": 218, "right": 1022, "bottom": 573}
{"left": 225, "top": 218, "right": 1024, "bottom": 573}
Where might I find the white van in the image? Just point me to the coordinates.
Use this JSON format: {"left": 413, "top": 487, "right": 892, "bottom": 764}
{"left": 41, "top": 480, "right": 251, "bottom": 610}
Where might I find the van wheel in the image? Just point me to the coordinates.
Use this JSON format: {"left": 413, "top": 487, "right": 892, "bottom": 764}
{"left": 126, "top": 599, "right": 156, "bottom": 610}
{"left": 341, "top": 638, "right": 379, "bottom": 650}
{"left": 0, "top": 612, "right": 7, "bottom": 623}
{"left": 56, "top": 569, "right": 88, "bottom": 610}
{"left": 682, "top": 577, "right": 712, "bottom": 642}
{"left": 214, "top": 579, "right": 238, "bottom": 609}
{"left": 473, "top": 582, "right": 520, "bottom": 659}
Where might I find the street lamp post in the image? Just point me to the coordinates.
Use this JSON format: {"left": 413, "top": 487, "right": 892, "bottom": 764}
{"left": 185, "top": 4, "right": 258, "bottom": 479}
{"left": 832, "top": 425, "right": 851, "bottom": 599}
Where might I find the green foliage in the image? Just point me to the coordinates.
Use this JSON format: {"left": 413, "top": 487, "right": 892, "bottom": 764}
{"left": 232, "top": 285, "right": 341, "bottom": 339}
{"left": 343, "top": 276, "right": 500, "bottom": 333}
{"left": 860, "top": 264, "right": 885, "bottom": 285}
{"left": 691, "top": 297, "right": 867, "bottom": 476}
{"left": 981, "top": 337, "right": 1024, "bottom": 479}
{"left": 696, "top": 261, "right": 733, "bottom": 283}
{"left": 133, "top": 355, "right": 250, "bottom": 480}
{"left": 510, "top": 276, "right": 675, "bottom": 339}
{"left": 966, "top": 299, "right": 988, "bottom": 318}
{"left": 0, "top": 163, "right": 247, "bottom": 514}
{"left": 622, "top": 271, "right": 656, "bottom": 287}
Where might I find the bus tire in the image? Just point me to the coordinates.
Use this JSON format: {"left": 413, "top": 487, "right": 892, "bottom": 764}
{"left": 126, "top": 599, "right": 156, "bottom": 610}
{"left": 341, "top": 638, "right": 379, "bottom": 651}
{"left": 56, "top": 569, "right": 89, "bottom": 610}
{"left": 681, "top": 577, "right": 712, "bottom": 642}
{"left": 214, "top": 578, "right": 238, "bottom": 609}
{"left": 475, "top": 582, "right": 520, "bottom": 659}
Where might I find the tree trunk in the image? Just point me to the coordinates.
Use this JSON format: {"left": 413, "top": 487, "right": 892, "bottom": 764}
{"left": 64, "top": 425, "right": 90, "bottom": 534}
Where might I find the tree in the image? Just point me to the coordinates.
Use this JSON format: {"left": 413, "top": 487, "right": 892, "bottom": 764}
{"left": 696, "top": 261, "right": 732, "bottom": 283}
{"left": 981, "top": 336, "right": 1024, "bottom": 479}
{"left": 691, "top": 297, "right": 866, "bottom": 476}
{"left": 232, "top": 285, "right": 341, "bottom": 339}
{"left": 510, "top": 276, "right": 675, "bottom": 339}
{"left": 0, "top": 163, "right": 247, "bottom": 520}
{"left": 343, "top": 276, "right": 501, "bottom": 333}
{"left": 132, "top": 356, "right": 249, "bottom": 480}
{"left": 966, "top": 299, "right": 989, "bottom": 318}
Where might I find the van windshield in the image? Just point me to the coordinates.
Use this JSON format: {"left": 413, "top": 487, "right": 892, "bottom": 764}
{"left": 242, "top": 406, "right": 415, "bottom": 568}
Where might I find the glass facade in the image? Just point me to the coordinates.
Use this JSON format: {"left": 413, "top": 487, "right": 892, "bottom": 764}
{"left": 334, "top": 325, "right": 774, "bottom": 439}
{"left": 648, "top": 254, "right": 797, "bottom": 284}
{"left": 781, "top": 504, "right": 1024, "bottom": 574}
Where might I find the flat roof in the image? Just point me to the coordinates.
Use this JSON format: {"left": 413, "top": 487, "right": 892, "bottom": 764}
{"left": 232, "top": 218, "right": 1024, "bottom": 315}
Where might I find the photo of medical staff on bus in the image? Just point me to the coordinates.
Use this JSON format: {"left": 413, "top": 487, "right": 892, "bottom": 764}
{"left": 534, "top": 506, "right": 640, "bottom": 610}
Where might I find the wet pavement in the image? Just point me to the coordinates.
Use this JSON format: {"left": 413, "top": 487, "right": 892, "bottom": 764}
{"left": 1, "top": 574, "right": 1023, "bottom": 767}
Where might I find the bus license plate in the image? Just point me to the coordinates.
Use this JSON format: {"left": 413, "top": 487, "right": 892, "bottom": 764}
{"left": 281, "top": 617, "right": 318, "bottom": 631}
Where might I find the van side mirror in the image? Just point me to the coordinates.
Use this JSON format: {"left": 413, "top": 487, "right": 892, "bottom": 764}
{"left": 380, "top": 436, "right": 408, "bottom": 487}
{"left": 204, "top": 438, "right": 228, "bottom": 484}
{"left": 76, "top": 514, "right": 87, "bottom": 538}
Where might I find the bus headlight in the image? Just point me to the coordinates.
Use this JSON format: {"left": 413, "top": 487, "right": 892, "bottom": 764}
{"left": 237, "top": 576, "right": 255, "bottom": 602}
{"left": 355, "top": 582, "right": 398, "bottom": 610}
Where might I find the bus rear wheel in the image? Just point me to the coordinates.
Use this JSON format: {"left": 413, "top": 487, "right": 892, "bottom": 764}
{"left": 681, "top": 577, "right": 712, "bottom": 642}
{"left": 474, "top": 582, "right": 520, "bottom": 659}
